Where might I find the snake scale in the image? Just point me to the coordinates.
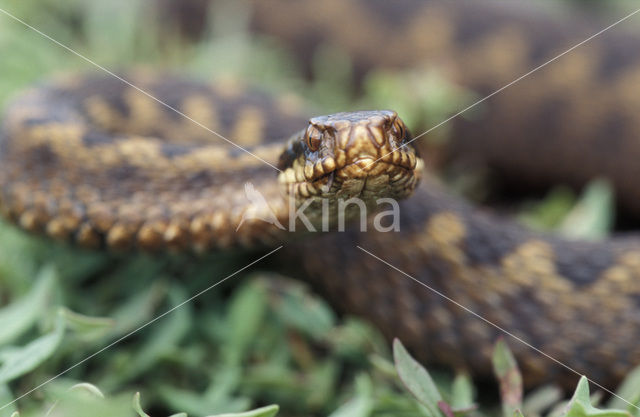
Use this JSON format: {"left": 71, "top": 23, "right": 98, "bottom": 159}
{"left": 2, "top": 0, "right": 640, "bottom": 389}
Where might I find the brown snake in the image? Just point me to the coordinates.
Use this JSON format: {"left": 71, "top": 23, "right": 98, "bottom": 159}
{"left": 2, "top": 0, "right": 640, "bottom": 390}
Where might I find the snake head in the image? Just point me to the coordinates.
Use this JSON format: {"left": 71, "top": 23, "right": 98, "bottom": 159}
{"left": 278, "top": 110, "right": 423, "bottom": 209}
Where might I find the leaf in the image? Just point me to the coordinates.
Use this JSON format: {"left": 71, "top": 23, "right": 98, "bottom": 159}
{"left": 518, "top": 186, "right": 576, "bottom": 231}
{"left": 393, "top": 338, "right": 443, "bottom": 417}
{"left": 609, "top": 366, "right": 640, "bottom": 415}
{"left": 566, "top": 377, "right": 630, "bottom": 417}
{"left": 108, "top": 285, "right": 191, "bottom": 388}
{"left": 158, "top": 366, "right": 249, "bottom": 416}
{"left": 132, "top": 392, "right": 149, "bottom": 417}
{"left": 109, "top": 280, "right": 167, "bottom": 336}
{"left": 492, "top": 339, "right": 523, "bottom": 417}
{"left": 60, "top": 308, "right": 115, "bottom": 341}
{"left": 369, "top": 353, "right": 397, "bottom": 378}
{"left": 268, "top": 279, "right": 336, "bottom": 341}
{"left": 84, "top": 0, "right": 147, "bottom": 62}
{"left": 158, "top": 385, "right": 249, "bottom": 417}
{"left": 522, "top": 385, "right": 562, "bottom": 416}
{"left": 0, "top": 384, "right": 16, "bottom": 417}
{"left": 306, "top": 361, "right": 339, "bottom": 408}
{"left": 222, "top": 282, "right": 268, "bottom": 366}
{"left": 209, "top": 404, "right": 279, "bottom": 417}
{"left": 68, "top": 383, "right": 105, "bottom": 399}
{"left": 45, "top": 386, "right": 133, "bottom": 417}
{"left": 451, "top": 374, "right": 474, "bottom": 410}
{"left": 329, "top": 373, "right": 373, "bottom": 417}
{"left": 329, "top": 396, "right": 372, "bottom": 417}
{"left": 0, "top": 313, "right": 65, "bottom": 384}
{"left": 559, "top": 179, "right": 614, "bottom": 240}
{"left": 0, "top": 266, "right": 56, "bottom": 346}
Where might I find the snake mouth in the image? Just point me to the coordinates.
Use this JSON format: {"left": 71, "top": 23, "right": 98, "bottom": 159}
{"left": 303, "top": 149, "right": 418, "bottom": 182}
{"left": 279, "top": 155, "right": 421, "bottom": 199}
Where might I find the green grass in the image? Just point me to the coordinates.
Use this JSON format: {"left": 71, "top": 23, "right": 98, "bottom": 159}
{"left": 0, "top": 0, "right": 634, "bottom": 416}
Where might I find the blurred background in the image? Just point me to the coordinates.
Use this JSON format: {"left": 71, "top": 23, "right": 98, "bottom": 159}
{"left": 0, "top": 0, "right": 639, "bottom": 416}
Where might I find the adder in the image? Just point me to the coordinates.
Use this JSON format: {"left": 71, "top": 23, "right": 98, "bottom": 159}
{"left": 2, "top": 0, "right": 640, "bottom": 389}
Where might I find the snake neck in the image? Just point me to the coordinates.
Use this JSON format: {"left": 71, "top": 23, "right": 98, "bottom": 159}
{"left": 285, "top": 177, "right": 640, "bottom": 387}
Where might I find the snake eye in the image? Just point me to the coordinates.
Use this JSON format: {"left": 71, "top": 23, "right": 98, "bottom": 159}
{"left": 305, "top": 126, "right": 323, "bottom": 151}
{"left": 391, "top": 119, "right": 406, "bottom": 141}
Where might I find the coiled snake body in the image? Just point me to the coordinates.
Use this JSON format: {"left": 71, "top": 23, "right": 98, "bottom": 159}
{"left": 3, "top": 0, "right": 640, "bottom": 389}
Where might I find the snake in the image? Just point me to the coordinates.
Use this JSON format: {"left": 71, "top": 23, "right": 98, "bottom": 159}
{"left": 2, "top": 0, "right": 640, "bottom": 390}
